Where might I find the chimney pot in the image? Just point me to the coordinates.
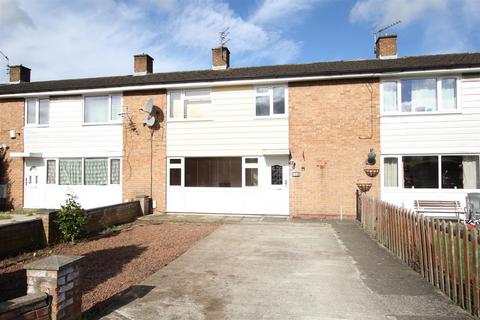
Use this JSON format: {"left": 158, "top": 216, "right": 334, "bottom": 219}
{"left": 375, "top": 35, "right": 397, "bottom": 59}
{"left": 212, "top": 47, "right": 230, "bottom": 70}
{"left": 134, "top": 54, "right": 153, "bottom": 75}
{"left": 9, "top": 65, "right": 31, "bottom": 83}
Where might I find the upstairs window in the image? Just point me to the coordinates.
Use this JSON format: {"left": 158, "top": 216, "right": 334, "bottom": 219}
{"left": 83, "top": 95, "right": 122, "bottom": 124}
{"left": 255, "top": 86, "right": 287, "bottom": 117}
{"left": 26, "top": 98, "right": 49, "bottom": 125}
{"left": 169, "top": 89, "right": 212, "bottom": 120}
{"left": 382, "top": 77, "right": 458, "bottom": 113}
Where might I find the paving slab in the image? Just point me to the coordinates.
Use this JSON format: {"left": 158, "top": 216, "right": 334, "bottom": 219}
{"left": 100, "top": 221, "right": 471, "bottom": 320}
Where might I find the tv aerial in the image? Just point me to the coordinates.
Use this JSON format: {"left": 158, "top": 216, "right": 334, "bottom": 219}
{"left": 374, "top": 20, "right": 401, "bottom": 42}
{"left": 0, "top": 50, "right": 9, "bottom": 78}
{"left": 219, "top": 28, "right": 230, "bottom": 47}
{"left": 140, "top": 98, "right": 157, "bottom": 127}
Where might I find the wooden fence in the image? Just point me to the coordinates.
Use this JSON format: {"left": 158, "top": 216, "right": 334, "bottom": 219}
{"left": 359, "top": 195, "right": 479, "bottom": 317}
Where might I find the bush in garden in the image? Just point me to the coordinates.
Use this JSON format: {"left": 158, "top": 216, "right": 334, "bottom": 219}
{"left": 55, "top": 193, "right": 87, "bottom": 243}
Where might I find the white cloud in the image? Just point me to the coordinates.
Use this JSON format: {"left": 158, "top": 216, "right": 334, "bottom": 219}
{"left": 0, "top": 0, "right": 321, "bottom": 82}
{"left": 349, "top": 0, "right": 480, "bottom": 54}
{"left": 350, "top": 0, "right": 447, "bottom": 28}
{"left": 251, "top": 0, "right": 320, "bottom": 25}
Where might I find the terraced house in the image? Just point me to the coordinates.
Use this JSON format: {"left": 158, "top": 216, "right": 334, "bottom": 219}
{"left": 1, "top": 35, "right": 480, "bottom": 219}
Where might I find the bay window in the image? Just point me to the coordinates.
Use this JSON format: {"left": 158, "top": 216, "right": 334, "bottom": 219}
{"left": 83, "top": 95, "right": 122, "bottom": 123}
{"left": 255, "top": 85, "right": 287, "bottom": 117}
{"left": 382, "top": 77, "right": 458, "bottom": 113}
{"left": 169, "top": 89, "right": 211, "bottom": 120}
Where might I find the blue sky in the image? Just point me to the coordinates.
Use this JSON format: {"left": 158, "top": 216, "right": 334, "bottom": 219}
{"left": 0, "top": 0, "right": 479, "bottom": 82}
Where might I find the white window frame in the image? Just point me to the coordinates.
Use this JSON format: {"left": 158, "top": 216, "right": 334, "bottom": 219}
{"left": 45, "top": 158, "right": 58, "bottom": 185}
{"left": 381, "top": 154, "right": 480, "bottom": 190}
{"left": 48, "top": 157, "right": 121, "bottom": 186}
{"left": 380, "top": 76, "right": 461, "bottom": 115}
{"left": 109, "top": 158, "right": 122, "bottom": 185}
{"left": 25, "top": 98, "right": 50, "bottom": 127}
{"left": 167, "top": 89, "right": 212, "bottom": 122}
{"left": 242, "top": 157, "right": 259, "bottom": 188}
{"left": 167, "top": 158, "right": 184, "bottom": 187}
{"left": 82, "top": 94, "right": 123, "bottom": 125}
{"left": 254, "top": 85, "right": 288, "bottom": 118}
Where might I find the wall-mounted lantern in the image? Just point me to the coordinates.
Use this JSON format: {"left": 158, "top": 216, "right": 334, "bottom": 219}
{"left": 367, "top": 148, "right": 376, "bottom": 165}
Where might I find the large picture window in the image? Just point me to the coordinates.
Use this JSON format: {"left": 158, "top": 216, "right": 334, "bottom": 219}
{"left": 382, "top": 77, "right": 458, "bottom": 113}
{"left": 383, "top": 155, "right": 480, "bottom": 189}
{"left": 403, "top": 156, "right": 438, "bottom": 189}
{"left": 84, "top": 95, "right": 122, "bottom": 123}
{"left": 185, "top": 157, "right": 241, "bottom": 187}
{"left": 169, "top": 89, "right": 211, "bottom": 120}
{"left": 56, "top": 157, "right": 120, "bottom": 186}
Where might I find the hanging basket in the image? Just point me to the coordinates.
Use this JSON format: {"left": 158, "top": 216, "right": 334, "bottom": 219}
{"left": 364, "top": 168, "right": 379, "bottom": 178}
{"left": 356, "top": 183, "right": 372, "bottom": 193}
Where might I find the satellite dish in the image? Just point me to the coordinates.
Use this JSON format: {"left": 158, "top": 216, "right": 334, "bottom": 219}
{"left": 144, "top": 99, "right": 154, "bottom": 114}
{"left": 143, "top": 116, "right": 156, "bottom": 127}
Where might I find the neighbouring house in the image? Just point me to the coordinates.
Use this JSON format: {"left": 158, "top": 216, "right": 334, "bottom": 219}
{"left": 0, "top": 35, "right": 479, "bottom": 218}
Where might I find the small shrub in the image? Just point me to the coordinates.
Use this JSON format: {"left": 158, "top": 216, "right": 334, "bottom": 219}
{"left": 55, "top": 193, "right": 87, "bottom": 243}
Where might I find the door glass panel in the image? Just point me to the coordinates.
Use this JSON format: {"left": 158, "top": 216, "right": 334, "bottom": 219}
{"left": 271, "top": 165, "right": 283, "bottom": 185}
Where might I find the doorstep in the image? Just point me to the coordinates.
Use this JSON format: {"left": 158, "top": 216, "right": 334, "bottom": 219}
{"left": 137, "top": 213, "right": 290, "bottom": 225}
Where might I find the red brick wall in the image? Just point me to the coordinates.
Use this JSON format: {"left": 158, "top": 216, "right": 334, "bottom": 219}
{"left": 376, "top": 36, "right": 397, "bottom": 57}
{"left": 0, "top": 98, "right": 24, "bottom": 209}
{"left": 122, "top": 90, "right": 167, "bottom": 213}
{"left": 289, "top": 78, "right": 380, "bottom": 219}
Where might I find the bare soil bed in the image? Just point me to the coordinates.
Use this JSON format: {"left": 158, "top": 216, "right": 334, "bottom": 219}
{"left": 0, "top": 223, "right": 218, "bottom": 315}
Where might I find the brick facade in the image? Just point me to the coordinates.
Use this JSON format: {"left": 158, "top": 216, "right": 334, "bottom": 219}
{"left": 122, "top": 90, "right": 167, "bottom": 213}
{"left": 289, "top": 78, "right": 381, "bottom": 219}
{"left": 0, "top": 98, "right": 24, "bottom": 209}
{"left": 376, "top": 35, "right": 397, "bottom": 58}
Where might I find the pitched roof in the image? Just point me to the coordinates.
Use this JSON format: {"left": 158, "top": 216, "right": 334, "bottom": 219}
{"left": 1, "top": 52, "right": 480, "bottom": 95}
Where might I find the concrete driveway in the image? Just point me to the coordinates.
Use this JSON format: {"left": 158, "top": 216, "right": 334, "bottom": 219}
{"left": 101, "top": 221, "right": 470, "bottom": 320}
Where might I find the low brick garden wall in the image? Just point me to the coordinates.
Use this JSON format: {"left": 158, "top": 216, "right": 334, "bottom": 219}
{"left": 0, "top": 201, "right": 143, "bottom": 259}
{"left": 0, "top": 219, "right": 46, "bottom": 258}
{"left": 0, "top": 293, "right": 49, "bottom": 320}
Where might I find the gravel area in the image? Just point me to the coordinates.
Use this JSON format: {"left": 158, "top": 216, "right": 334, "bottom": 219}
{"left": 0, "top": 223, "right": 218, "bottom": 315}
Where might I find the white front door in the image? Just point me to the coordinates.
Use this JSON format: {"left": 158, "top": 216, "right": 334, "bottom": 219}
{"left": 24, "top": 158, "right": 44, "bottom": 208}
{"left": 265, "top": 155, "right": 289, "bottom": 215}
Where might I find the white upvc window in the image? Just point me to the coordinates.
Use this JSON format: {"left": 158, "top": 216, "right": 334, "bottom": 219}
{"left": 254, "top": 85, "right": 287, "bottom": 117}
{"left": 243, "top": 157, "right": 259, "bottom": 187}
{"left": 168, "top": 89, "right": 212, "bottom": 120}
{"left": 83, "top": 94, "right": 122, "bottom": 124}
{"left": 25, "top": 98, "right": 49, "bottom": 126}
{"left": 51, "top": 157, "right": 121, "bottom": 186}
{"left": 167, "top": 158, "right": 183, "bottom": 186}
{"left": 381, "top": 77, "right": 460, "bottom": 114}
{"left": 382, "top": 154, "right": 480, "bottom": 189}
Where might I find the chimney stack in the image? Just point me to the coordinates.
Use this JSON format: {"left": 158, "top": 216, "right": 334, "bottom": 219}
{"left": 134, "top": 54, "right": 153, "bottom": 75}
{"left": 212, "top": 47, "right": 230, "bottom": 70}
{"left": 375, "top": 35, "right": 397, "bottom": 59}
{"left": 9, "top": 65, "right": 31, "bottom": 83}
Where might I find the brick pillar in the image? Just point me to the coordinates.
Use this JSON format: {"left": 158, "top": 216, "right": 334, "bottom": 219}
{"left": 24, "top": 255, "right": 84, "bottom": 320}
{"left": 136, "top": 195, "right": 152, "bottom": 215}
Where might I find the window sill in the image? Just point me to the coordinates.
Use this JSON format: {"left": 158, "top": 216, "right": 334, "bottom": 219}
{"left": 254, "top": 115, "right": 288, "bottom": 120}
{"left": 381, "top": 110, "right": 462, "bottom": 117}
{"left": 82, "top": 121, "right": 123, "bottom": 126}
{"left": 167, "top": 118, "right": 213, "bottom": 123}
{"left": 25, "top": 124, "right": 49, "bottom": 128}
